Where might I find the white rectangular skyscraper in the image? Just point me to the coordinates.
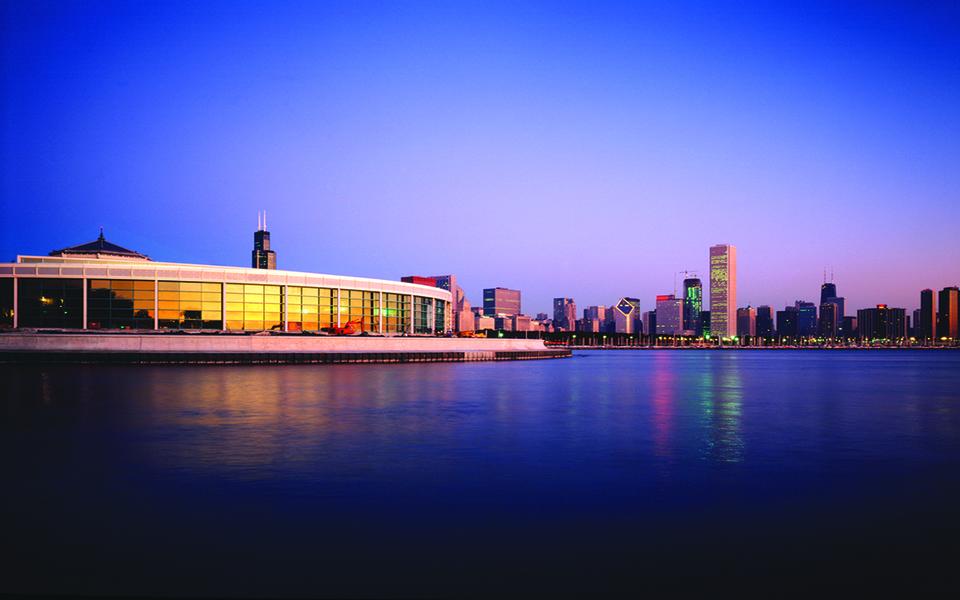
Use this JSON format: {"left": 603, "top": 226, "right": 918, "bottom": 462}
{"left": 709, "top": 244, "right": 737, "bottom": 338}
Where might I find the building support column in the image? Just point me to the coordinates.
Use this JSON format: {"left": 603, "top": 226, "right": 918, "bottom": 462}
{"left": 409, "top": 294, "right": 414, "bottom": 334}
{"left": 336, "top": 288, "right": 341, "bottom": 328}
{"left": 220, "top": 282, "right": 226, "bottom": 331}
{"left": 12, "top": 277, "right": 18, "bottom": 329}
{"left": 82, "top": 277, "right": 87, "bottom": 329}
{"left": 428, "top": 298, "right": 435, "bottom": 334}
{"left": 155, "top": 280, "right": 160, "bottom": 330}
{"left": 283, "top": 285, "right": 289, "bottom": 332}
{"left": 378, "top": 291, "right": 383, "bottom": 335}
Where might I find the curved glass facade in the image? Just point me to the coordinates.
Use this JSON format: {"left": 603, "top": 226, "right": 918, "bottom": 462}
{"left": 2, "top": 258, "right": 451, "bottom": 335}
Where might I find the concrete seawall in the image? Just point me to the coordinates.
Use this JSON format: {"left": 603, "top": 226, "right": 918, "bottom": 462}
{"left": 0, "top": 333, "right": 570, "bottom": 364}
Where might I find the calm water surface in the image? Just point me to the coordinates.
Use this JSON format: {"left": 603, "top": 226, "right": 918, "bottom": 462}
{"left": 3, "top": 350, "right": 960, "bottom": 595}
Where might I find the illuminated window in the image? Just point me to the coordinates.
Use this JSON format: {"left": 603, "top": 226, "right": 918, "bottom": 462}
{"left": 413, "top": 296, "right": 433, "bottom": 334}
{"left": 88, "top": 279, "right": 155, "bottom": 329}
{"left": 159, "top": 281, "right": 223, "bottom": 330}
{"left": 225, "top": 283, "right": 281, "bottom": 331}
{"left": 287, "top": 286, "right": 336, "bottom": 332}
{"left": 435, "top": 300, "right": 447, "bottom": 333}
{"left": 383, "top": 293, "right": 409, "bottom": 334}
{"left": 339, "top": 289, "right": 380, "bottom": 333}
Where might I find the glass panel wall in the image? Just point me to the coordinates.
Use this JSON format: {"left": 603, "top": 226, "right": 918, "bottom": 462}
{"left": 158, "top": 281, "right": 223, "bottom": 330}
{"left": 413, "top": 296, "right": 433, "bottom": 334}
{"left": 88, "top": 279, "right": 155, "bottom": 329}
{"left": 435, "top": 300, "right": 447, "bottom": 334}
{"left": 0, "top": 278, "right": 13, "bottom": 328}
{"left": 339, "top": 289, "right": 380, "bottom": 333}
{"left": 383, "top": 293, "right": 409, "bottom": 334}
{"left": 287, "top": 286, "right": 336, "bottom": 332}
{"left": 226, "top": 283, "right": 282, "bottom": 331}
{"left": 17, "top": 278, "right": 83, "bottom": 328}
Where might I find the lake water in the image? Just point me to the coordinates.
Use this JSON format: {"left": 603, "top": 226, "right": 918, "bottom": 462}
{"left": 3, "top": 350, "right": 960, "bottom": 595}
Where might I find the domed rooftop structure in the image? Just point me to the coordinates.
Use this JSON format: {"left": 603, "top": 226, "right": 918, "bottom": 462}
{"left": 49, "top": 229, "right": 151, "bottom": 261}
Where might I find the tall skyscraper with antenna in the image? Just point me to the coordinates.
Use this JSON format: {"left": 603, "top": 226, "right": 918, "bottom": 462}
{"left": 252, "top": 210, "right": 277, "bottom": 270}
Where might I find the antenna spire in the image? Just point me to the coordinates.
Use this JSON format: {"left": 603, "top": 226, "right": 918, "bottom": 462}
{"left": 263, "top": 210, "right": 267, "bottom": 231}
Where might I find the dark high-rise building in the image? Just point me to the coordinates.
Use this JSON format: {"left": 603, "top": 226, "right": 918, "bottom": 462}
{"left": 656, "top": 294, "right": 684, "bottom": 335}
{"left": 682, "top": 278, "right": 702, "bottom": 336}
{"left": 818, "top": 302, "right": 838, "bottom": 338}
{"left": 736, "top": 306, "right": 756, "bottom": 338}
{"left": 857, "top": 305, "right": 907, "bottom": 340}
{"left": 937, "top": 287, "right": 959, "bottom": 339}
{"left": 252, "top": 211, "right": 277, "bottom": 270}
{"left": 553, "top": 298, "right": 577, "bottom": 331}
{"left": 817, "top": 281, "right": 844, "bottom": 338}
{"left": 700, "top": 310, "right": 710, "bottom": 338}
{"left": 795, "top": 301, "right": 817, "bottom": 337}
{"left": 581, "top": 306, "right": 606, "bottom": 333}
{"left": 919, "top": 289, "right": 936, "bottom": 341}
{"left": 483, "top": 287, "right": 521, "bottom": 317}
{"left": 820, "top": 282, "right": 837, "bottom": 305}
{"left": 842, "top": 316, "right": 857, "bottom": 338}
{"left": 756, "top": 305, "right": 774, "bottom": 337}
{"left": 776, "top": 307, "right": 798, "bottom": 338}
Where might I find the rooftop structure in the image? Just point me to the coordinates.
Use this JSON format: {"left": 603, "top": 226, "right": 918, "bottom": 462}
{"left": 50, "top": 230, "right": 151, "bottom": 261}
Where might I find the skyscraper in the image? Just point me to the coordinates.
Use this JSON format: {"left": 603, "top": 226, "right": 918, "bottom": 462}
{"left": 655, "top": 294, "right": 684, "bottom": 336}
{"left": 612, "top": 297, "right": 641, "bottom": 334}
{"left": 252, "top": 211, "right": 276, "bottom": 270}
{"left": 682, "top": 277, "right": 702, "bottom": 336}
{"left": 553, "top": 298, "right": 577, "bottom": 332}
{"left": 483, "top": 287, "right": 521, "bottom": 317}
{"left": 709, "top": 244, "right": 737, "bottom": 338}
{"left": 938, "top": 287, "right": 959, "bottom": 339}
{"left": 858, "top": 305, "right": 907, "bottom": 340}
{"left": 776, "top": 307, "right": 798, "bottom": 338}
{"left": 795, "top": 301, "right": 817, "bottom": 337}
{"left": 736, "top": 306, "right": 757, "bottom": 338}
{"left": 756, "top": 305, "right": 774, "bottom": 338}
{"left": 820, "top": 282, "right": 837, "bottom": 305}
{"left": 431, "top": 275, "right": 473, "bottom": 333}
{"left": 818, "top": 281, "right": 844, "bottom": 338}
{"left": 919, "top": 289, "right": 936, "bottom": 341}
{"left": 818, "top": 302, "right": 838, "bottom": 338}
{"left": 582, "top": 305, "right": 606, "bottom": 333}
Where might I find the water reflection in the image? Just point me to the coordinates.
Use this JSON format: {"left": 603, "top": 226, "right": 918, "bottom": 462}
{"left": 650, "top": 353, "right": 675, "bottom": 458}
{"left": 697, "top": 355, "right": 744, "bottom": 463}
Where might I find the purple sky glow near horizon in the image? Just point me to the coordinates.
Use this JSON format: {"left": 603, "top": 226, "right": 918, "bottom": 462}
{"left": 2, "top": 1, "right": 959, "bottom": 315}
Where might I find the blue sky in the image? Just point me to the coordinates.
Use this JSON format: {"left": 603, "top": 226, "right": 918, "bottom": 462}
{"left": 2, "top": 0, "right": 958, "bottom": 314}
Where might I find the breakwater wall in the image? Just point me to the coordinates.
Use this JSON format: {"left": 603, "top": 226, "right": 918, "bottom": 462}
{"left": 0, "top": 333, "right": 571, "bottom": 364}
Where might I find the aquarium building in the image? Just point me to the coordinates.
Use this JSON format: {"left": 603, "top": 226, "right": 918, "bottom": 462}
{"left": 0, "top": 232, "right": 451, "bottom": 335}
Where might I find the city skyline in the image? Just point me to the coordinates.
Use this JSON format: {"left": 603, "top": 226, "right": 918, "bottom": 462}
{"left": 2, "top": 1, "right": 959, "bottom": 314}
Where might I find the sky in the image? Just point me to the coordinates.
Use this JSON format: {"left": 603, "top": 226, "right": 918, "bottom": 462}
{"left": 2, "top": 0, "right": 959, "bottom": 315}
